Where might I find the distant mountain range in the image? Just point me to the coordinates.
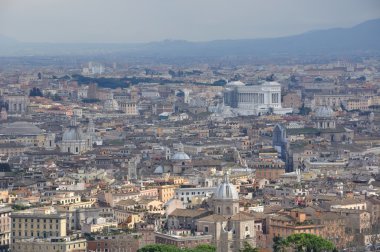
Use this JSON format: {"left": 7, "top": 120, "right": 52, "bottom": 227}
{"left": 0, "top": 19, "right": 379, "bottom": 58}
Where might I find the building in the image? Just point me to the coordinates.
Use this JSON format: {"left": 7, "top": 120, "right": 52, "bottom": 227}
{"left": 87, "top": 231, "right": 155, "bottom": 252}
{"left": 269, "top": 209, "right": 324, "bottom": 238}
{"left": 223, "top": 81, "right": 292, "bottom": 115}
{"left": 60, "top": 117, "right": 93, "bottom": 154}
{"left": 155, "top": 231, "right": 213, "bottom": 249}
{"left": 81, "top": 217, "right": 117, "bottom": 233}
{"left": 174, "top": 187, "right": 216, "bottom": 204}
{"left": 0, "top": 205, "right": 11, "bottom": 252}
{"left": 157, "top": 185, "right": 177, "bottom": 203}
{"left": 313, "top": 94, "right": 354, "bottom": 109}
{"left": 366, "top": 196, "right": 380, "bottom": 226}
{"left": 0, "top": 121, "right": 47, "bottom": 148}
{"left": 169, "top": 151, "right": 193, "bottom": 174}
{"left": 195, "top": 172, "right": 256, "bottom": 252}
{"left": 119, "top": 101, "right": 138, "bottom": 115}
{"left": 12, "top": 236, "right": 87, "bottom": 252}
{"left": 282, "top": 92, "right": 302, "bottom": 111}
{"left": 345, "top": 98, "right": 369, "bottom": 111}
{"left": 4, "top": 95, "right": 29, "bottom": 115}
{"left": 11, "top": 207, "right": 66, "bottom": 244}
{"left": 253, "top": 157, "right": 286, "bottom": 181}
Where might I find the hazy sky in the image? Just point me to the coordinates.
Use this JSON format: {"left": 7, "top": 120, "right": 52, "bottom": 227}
{"left": 0, "top": 0, "right": 379, "bottom": 43}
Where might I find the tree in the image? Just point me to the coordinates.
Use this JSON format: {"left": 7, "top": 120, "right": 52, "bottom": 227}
{"left": 29, "top": 87, "right": 43, "bottom": 97}
{"left": 137, "top": 244, "right": 216, "bottom": 252}
{"left": 273, "top": 234, "right": 337, "bottom": 252}
{"left": 137, "top": 244, "right": 180, "bottom": 252}
{"left": 266, "top": 74, "right": 275, "bottom": 81}
{"left": 52, "top": 94, "right": 62, "bottom": 101}
{"left": 184, "top": 244, "right": 216, "bottom": 252}
{"left": 240, "top": 241, "right": 259, "bottom": 252}
{"left": 273, "top": 236, "right": 284, "bottom": 252}
{"left": 212, "top": 79, "right": 227, "bottom": 86}
{"left": 298, "top": 104, "right": 311, "bottom": 115}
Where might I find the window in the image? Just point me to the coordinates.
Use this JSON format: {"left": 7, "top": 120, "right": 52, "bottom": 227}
{"left": 246, "top": 226, "right": 249, "bottom": 231}
{"left": 204, "top": 226, "right": 209, "bottom": 233}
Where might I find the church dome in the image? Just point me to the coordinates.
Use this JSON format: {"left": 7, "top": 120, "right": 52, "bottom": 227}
{"left": 153, "top": 165, "right": 164, "bottom": 174}
{"left": 171, "top": 152, "right": 190, "bottom": 160}
{"left": 315, "top": 106, "right": 334, "bottom": 118}
{"left": 214, "top": 173, "right": 239, "bottom": 200}
{"left": 62, "top": 126, "right": 85, "bottom": 141}
{"left": 0, "top": 121, "right": 43, "bottom": 136}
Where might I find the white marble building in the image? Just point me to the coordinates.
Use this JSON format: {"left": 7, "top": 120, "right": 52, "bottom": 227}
{"left": 223, "top": 81, "right": 292, "bottom": 115}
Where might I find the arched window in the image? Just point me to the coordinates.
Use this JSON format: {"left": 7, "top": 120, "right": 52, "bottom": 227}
{"left": 217, "top": 207, "right": 221, "bottom": 214}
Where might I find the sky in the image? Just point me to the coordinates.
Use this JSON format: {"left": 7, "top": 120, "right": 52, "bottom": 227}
{"left": 0, "top": 0, "right": 379, "bottom": 43}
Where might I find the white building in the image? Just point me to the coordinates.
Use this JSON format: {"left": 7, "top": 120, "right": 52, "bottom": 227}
{"left": 174, "top": 187, "right": 216, "bottom": 204}
{"left": 223, "top": 81, "right": 292, "bottom": 115}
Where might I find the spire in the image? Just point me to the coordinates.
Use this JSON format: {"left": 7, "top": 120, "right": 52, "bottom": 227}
{"left": 70, "top": 115, "right": 78, "bottom": 127}
{"left": 223, "top": 169, "right": 230, "bottom": 183}
{"left": 88, "top": 118, "right": 95, "bottom": 134}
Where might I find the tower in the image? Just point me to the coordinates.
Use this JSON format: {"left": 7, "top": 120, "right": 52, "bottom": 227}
{"left": 213, "top": 171, "right": 239, "bottom": 216}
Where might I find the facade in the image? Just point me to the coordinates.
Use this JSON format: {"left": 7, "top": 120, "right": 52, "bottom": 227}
{"left": 157, "top": 185, "right": 177, "bottom": 203}
{"left": 269, "top": 210, "right": 324, "bottom": 238}
{"left": 4, "top": 95, "right": 29, "bottom": 115}
{"left": 272, "top": 124, "right": 291, "bottom": 171}
{"left": 170, "top": 151, "right": 193, "bottom": 174}
{"left": 119, "top": 101, "right": 138, "bottom": 115}
{"left": 195, "top": 173, "right": 256, "bottom": 252}
{"left": 314, "top": 94, "right": 354, "bottom": 108}
{"left": 314, "top": 106, "right": 336, "bottom": 129}
{"left": 174, "top": 187, "right": 216, "bottom": 204}
{"left": 11, "top": 207, "right": 66, "bottom": 244}
{"left": 282, "top": 92, "right": 302, "bottom": 110}
{"left": 0, "top": 121, "right": 46, "bottom": 148}
{"left": 0, "top": 206, "right": 11, "bottom": 252}
{"left": 253, "top": 157, "right": 286, "bottom": 181}
{"left": 155, "top": 231, "right": 213, "bottom": 249}
{"left": 60, "top": 118, "right": 93, "bottom": 154}
{"left": 345, "top": 98, "right": 370, "bottom": 111}
{"left": 12, "top": 237, "right": 86, "bottom": 252}
{"left": 223, "top": 81, "right": 292, "bottom": 115}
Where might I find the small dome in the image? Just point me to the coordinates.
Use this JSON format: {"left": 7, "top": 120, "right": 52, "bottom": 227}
{"left": 214, "top": 173, "right": 239, "bottom": 200}
{"left": 171, "top": 152, "right": 190, "bottom": 160}
{"left": 315, "top": 106, "right": 334, "bottom": 118}
{"left": 62, "top": 126, "right": 85, "bottom": 141}
{"left": 154, "top": 165, "right": 164, "bottom": 174}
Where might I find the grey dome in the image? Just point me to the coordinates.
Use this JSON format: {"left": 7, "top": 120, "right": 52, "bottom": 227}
{"left": 171, "top": 152, "right": 190, "bottom": 160}
{"left": 154, "top": 165, "right": 164, "bottom": 174}
{"left": 214, "top": 173, "right": 239, "bottom": 200}
{"left": 62, "top": 126, "right": 85, "bottom": 141}
{"left": 0, "top": 122, "right": 43, "bottom": 136}
{"left": 315, "top": 106, "right": 334, "bottom": 118}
